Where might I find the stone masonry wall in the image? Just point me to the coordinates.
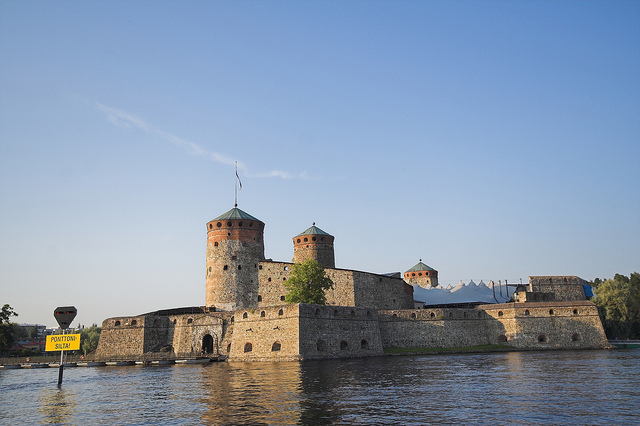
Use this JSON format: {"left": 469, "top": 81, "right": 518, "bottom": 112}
{"left": 481, "top": 301, "right": 608, "bottom": 350}
{"left": 257, "top": 262, "right": 412, "bottom": 310}
{"left": 352, "top": 271, "right": 414, "bottom": 310}
{"left": 143, "top": 316, "right": 173, "bottom": 353}
{"left": 257, "top": 261, "right": 293, "bottom": 307}
{"left": 227, "top": 304, "right": 384, "bottom": 361}
{"left": 379, "top": 300, "right": 608, "bottom": 351}
{"left": 97, "top": 301, "right": 608, "bottom": 361}
{"left": 228, "top": 304, "right": 301, "bottom": 361}
{"left": 96, "top": 312, "right": 230, "bottom": 359}
{"left": 96, "top": 316, "right": 146, "bottom": 358}
{"left": 529, "top": 276, "right": 587, "bottom": 302}
{"left": 298, "top": 304, "right": 384, "bottom": 360}
{"left": 170, "top": 313, "right": 228, "bottom": 356}
{"left": 379, "top": 308, "right": 497, "bottom": 349}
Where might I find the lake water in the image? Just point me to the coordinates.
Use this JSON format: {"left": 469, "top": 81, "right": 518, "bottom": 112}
{"left": 1, "top": 349, "right": 639, "bottom": 425}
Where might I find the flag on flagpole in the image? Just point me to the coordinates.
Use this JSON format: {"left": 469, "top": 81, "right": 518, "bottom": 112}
{"left": 235, "top": 163, "right": 242, "bottom": 190}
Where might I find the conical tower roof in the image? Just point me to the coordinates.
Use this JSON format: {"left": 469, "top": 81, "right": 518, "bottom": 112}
{"left": 405, "top": 260, "right": 436, "bottom": 273}
{"left": 295, "top": 223, "right": 332, "bottom": 237}
{"left": 213, "top": 207, "right": 262, "bottom": 222}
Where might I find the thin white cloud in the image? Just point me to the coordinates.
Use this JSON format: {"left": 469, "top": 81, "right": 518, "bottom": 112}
{"left": 95, "top": 102, "right": 309, "bottom": 179}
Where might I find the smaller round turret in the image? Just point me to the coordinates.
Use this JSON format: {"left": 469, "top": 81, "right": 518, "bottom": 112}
{"left": 404, "top": 260, "right": 438, "bottom": 288}
{"left": 292, "top": 223, "right": 335, "bottom": 268}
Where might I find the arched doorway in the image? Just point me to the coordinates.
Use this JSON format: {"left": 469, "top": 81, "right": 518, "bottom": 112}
{"left": 202, "top": 334, "right": 214, "bottom": 354}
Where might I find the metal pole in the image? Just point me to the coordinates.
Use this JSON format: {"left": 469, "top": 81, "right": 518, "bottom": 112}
{"left": 234, "top": 161, "right": 238, "bottom": 207}
{"left": 57, "top": 329, "right": 64, "bottom": 386}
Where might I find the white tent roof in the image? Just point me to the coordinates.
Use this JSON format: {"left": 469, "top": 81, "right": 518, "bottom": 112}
{"left": 413, "top": 280, "right": 511, "bottom": 306}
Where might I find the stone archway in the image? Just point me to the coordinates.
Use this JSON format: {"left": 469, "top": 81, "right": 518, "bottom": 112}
{"left": 202, "top": 334, "right": 214, "bottom": 354}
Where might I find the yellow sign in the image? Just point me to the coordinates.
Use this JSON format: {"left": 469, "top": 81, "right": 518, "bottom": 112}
{"left": 46, "top": 334, "right": 81, "bottom": 351}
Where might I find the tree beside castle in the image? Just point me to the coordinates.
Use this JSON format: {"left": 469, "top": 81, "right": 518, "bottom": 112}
{"left": 284, "top": 259, "right": 334, "bottom": 305}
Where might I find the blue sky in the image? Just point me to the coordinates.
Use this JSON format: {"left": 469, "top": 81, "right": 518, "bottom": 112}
{"left": 1, "top": 1, "right": 638, "bottom": 328}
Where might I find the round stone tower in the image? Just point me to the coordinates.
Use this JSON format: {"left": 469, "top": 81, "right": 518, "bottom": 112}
{"left": 404, "top": 260, "right": 439, "bottom": 288}
{"left": 292, "top": 223, "right": 335, "bottom": 268}
{"left": 205, "top": 206, "right": 265, "bottom": 311}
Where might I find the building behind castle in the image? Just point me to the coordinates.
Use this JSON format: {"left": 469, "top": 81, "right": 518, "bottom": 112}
{"left": 96, "top": 206, "right": 609, "bottom": 361}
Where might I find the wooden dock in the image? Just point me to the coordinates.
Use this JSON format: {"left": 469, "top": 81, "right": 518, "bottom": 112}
{"left": 0, "top": 354, "right": 221, "bottom": 369}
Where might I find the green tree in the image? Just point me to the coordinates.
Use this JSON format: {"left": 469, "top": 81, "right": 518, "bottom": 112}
{"left": 80, "top": 324, "right": 101, "bottom": 355}
{"left": 592, "top": 273, "right": 640, "bottom": 339}
{"left": 0, "top": 304, "right": 18, "bottom": 324}
{"left": 284, "top": 259, "right": 334, "bottom": 305}
{"left": 0, "top": 304, "right": 18, "bottom": 353}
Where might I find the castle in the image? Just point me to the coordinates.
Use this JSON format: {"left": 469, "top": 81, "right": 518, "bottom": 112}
{"left": 95, "top": 206, "right": 609, "bottom": 361}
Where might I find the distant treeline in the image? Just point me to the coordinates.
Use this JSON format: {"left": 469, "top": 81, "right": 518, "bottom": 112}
{"left": 0, "top": 304, "right": 101, "bottom": 356}
{"left": 590, "top": 273, "right": 640, "bottom": 340}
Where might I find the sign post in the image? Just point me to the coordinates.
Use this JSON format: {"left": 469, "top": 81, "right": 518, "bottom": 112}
{"left": 53, "top": 306, "right": 77, "bottom": 386}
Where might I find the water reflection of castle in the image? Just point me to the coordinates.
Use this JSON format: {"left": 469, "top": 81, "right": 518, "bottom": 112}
{"left": 96, "top": 206, "right": 609, "bottom": 361}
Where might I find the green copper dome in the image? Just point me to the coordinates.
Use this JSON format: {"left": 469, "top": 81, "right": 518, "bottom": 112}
{"left": 406, "top": 260, "right": 436, "bottom": 273}
{"left": 213, "top": 207, "right": 262, "bottom": 222}
{"left": 295, "top": 223, "right": 332, "bottom": 237}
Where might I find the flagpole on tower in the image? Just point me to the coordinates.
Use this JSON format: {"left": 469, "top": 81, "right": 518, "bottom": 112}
{"left": 235, "top": 161, "right": 242, "bottom": 207}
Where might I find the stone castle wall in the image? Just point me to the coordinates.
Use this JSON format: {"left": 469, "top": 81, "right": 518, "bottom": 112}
{"left": 226, "top": 304, "right": 301, "bottom": 361}
{"left": 227, "top": 304, "right": 384, "bottom": 361}
{"left": 257, "top": 261, "right": 294, "bottom": 306}
{"left": 379, "top": 308, "right": 500, "bottom": 349}
{"left": 257, "top": 262, "right": 413, "bottom": 310}
{"left": 529, "top": 276, "right": 587, "bottom": 302}
{"left": 378, "top": 300, "right": 608, "bottom": 351}
{"left": 95, "top": 316, "right": 146, "bottom": 358}
{"left": 481, "top": 301, "right": 608, "bottom": 349}
{"left": 351, "top": 270, "right": 414, "bottom": 310}
{"left": 96, "top": 300, "right": 608, "bottom": 361}
{"left": 96, "top": 312, "right": 230, "bottom": 359}
{"left": 298, "top": 304, "right": 384, "bottom": 360}
{"left": 170, "top": 313, "right": 227, "bottom": 356}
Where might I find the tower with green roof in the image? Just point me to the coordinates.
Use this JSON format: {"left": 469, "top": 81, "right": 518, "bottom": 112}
{"left": 292, "top": 223, "right": 335, "bottom": 268}
{"left": 404, "top": 260, "right": 439, "bottom": 288}
{"left": 205, "top": 206, "right": 265, "bottom": 310}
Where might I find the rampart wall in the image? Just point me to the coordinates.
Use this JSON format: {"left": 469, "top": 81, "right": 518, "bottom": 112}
{"left": 379, "top": 300, "right": 608, "bottom": 351}
{"left": 257, "top": 261, "right": 295, "bottom": 306}
{"left": 351, "top": 270, "right": 414, "bottom": 310}
{"left": 481, "top": 301, "right": 608, "bottom": 349}
{"left": 96, "top": 301, "right": 608, "bottom": 361}
{"left": 96, "top": 316, "right": 146, "bottom": 358}
{"left": 227, "top": 304, "right": 301, "bottom": 361}
{"left": 298, "top": 304, "right": 383, "bottom": 360}
{"left": 227, "top": 304, "right": 384, "bottom": 361}
{"left": 96, "top": 312, "right": 230, "bottom": 359}
{"left": 529, "top": 276, "right": 587, "bottom": 302}
{"left": 257, "top": 261, "right": 413, "bottom": 310}
{"left": 170, "top": 313, "right": 227, "bottom": 356}
{"left": 379, "top": 308, "right": 500, "bottom": 349}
